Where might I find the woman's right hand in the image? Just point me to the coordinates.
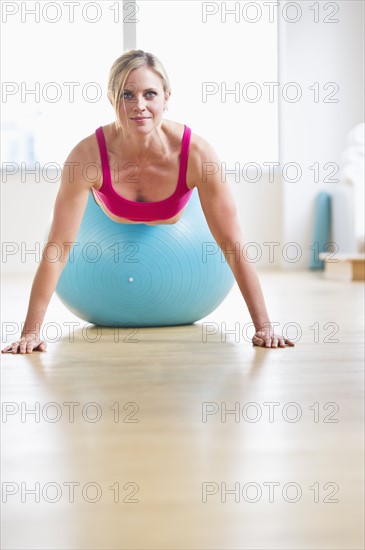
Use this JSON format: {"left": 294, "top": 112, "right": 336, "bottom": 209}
{"left": 1, "top": 335, "right": 47, "bottom": 354}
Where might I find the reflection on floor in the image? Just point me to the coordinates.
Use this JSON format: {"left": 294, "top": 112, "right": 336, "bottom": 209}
{"left": 1, "top": 270, "right": 364, "bottom": 549}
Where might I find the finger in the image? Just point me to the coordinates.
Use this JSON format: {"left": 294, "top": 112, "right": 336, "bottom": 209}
{"left": 264, "top": 337, "right": 272, "bottom": 348}
{"left": 285, "top": 339, "right": 295, "bottom": 347}
{"left": 19, "top": 340, "right": 28, "bottom": 354}
{"left": 252, "top": 336, "right": 264, "bottom": 347}
{"left": 34, "top": 341, "right": 47, "bottom": 352}
{"left": 11, "top": 342, "right": 20, "bottom": 354}
{"left": 272, "top": 337, "right": 279, "bottom": 348}
{"left": 4, "top": 347, "right": 17, "bottom": 353}
{"left": 26, "top": 342, "right": 35, "bottom": 354}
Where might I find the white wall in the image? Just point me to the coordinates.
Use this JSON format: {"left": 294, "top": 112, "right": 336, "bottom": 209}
{"left": 1, "top": 178, "right": 58, "bottom": 276}
{"left": 278, "top": 0, "right": 364, "bottom": 269}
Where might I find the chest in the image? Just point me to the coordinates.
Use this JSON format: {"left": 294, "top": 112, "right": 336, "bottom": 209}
{"left": 107, "top": 151, "right": 181, "bottom": 202}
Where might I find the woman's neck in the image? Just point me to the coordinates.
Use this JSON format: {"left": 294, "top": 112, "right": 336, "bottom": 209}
{"left": 111, "top": 121, "right": 170, "bottom": 163}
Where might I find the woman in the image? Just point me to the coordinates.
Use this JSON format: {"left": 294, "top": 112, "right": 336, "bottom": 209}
{"left": 2, "top": 50, "right": 295, "bottom": 354}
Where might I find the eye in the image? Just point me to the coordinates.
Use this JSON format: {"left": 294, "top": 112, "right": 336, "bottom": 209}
{"left": 146, "top": 91, "right": 157, "bottom": 98}
{"left": 123, "top": 91, "right": 133, "bottom": 100}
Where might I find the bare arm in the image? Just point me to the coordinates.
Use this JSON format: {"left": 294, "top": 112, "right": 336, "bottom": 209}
{"left": 191, "top": 136, "right": 295, "bottom": 348}
{"left": 2, "top": 145, "right": 93, "bottom": 354}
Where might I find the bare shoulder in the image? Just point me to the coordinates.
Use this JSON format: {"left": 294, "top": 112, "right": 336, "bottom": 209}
{"left": 187, "top": 129, "right": 221, "bottom": 188}
{"left": 62, "top": 130, "right": 101, "bottom": 188}
{"left": 189, "top": 130, "right": 218, "bottom": 160}
{"left": 164, "top": 120, "right": 217, "bottom": 156}
{"left": 65, "top": 129, "right": 99, "bottom": 164}
{"left": 162, "top": 119, "right": 186, "bottom": 147}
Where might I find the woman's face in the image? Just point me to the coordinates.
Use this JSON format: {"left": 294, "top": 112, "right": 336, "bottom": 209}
{"left": 115, "top": 66, "right": 168, "bottom": 132}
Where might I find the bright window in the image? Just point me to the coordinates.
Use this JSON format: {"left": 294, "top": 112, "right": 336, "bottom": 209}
{"left": 1, "top": 1, "right": 124, "bottom": 167}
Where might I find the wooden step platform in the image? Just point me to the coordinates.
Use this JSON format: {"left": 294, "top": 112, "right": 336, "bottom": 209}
{"left": 319, "top": 252, "right": 365, "bottom": 281}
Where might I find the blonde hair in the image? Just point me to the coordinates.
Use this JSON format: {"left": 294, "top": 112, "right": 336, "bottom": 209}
{"left": 107, "top": 49, "right": 171, "bottom": 132}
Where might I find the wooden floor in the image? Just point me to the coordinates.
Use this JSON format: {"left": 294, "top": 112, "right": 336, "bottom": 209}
{"left": 1, "top": 270, "right": 364, "bottom": 550}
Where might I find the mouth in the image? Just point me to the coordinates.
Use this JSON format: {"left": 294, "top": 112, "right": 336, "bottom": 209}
{"left": 131, "top": 117, "right": 151, "bottom": 121}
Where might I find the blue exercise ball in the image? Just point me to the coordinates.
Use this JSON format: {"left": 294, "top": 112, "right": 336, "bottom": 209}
{"left": 52, "top": 189, "right": 235, "bottom": 327}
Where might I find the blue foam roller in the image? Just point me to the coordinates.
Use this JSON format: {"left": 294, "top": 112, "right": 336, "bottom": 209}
{"left": 49, "top": 188, "right": 235, "bottom": 327}
{"left": 309, "top": 191, "right": 331, "bottom": 270}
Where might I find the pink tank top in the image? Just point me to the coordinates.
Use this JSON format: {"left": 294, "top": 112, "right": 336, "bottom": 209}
{"left": 91, "top": 125, "right": 193, "bottom": 222}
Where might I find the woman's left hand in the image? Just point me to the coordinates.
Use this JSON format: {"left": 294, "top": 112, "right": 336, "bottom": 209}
{"left": 252, "top": 328, "right": 295, "bottom": 348}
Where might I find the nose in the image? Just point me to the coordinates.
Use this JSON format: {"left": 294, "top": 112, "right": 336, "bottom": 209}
{"left": 133, "top": 94, "right": 146, "bottom": 112}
